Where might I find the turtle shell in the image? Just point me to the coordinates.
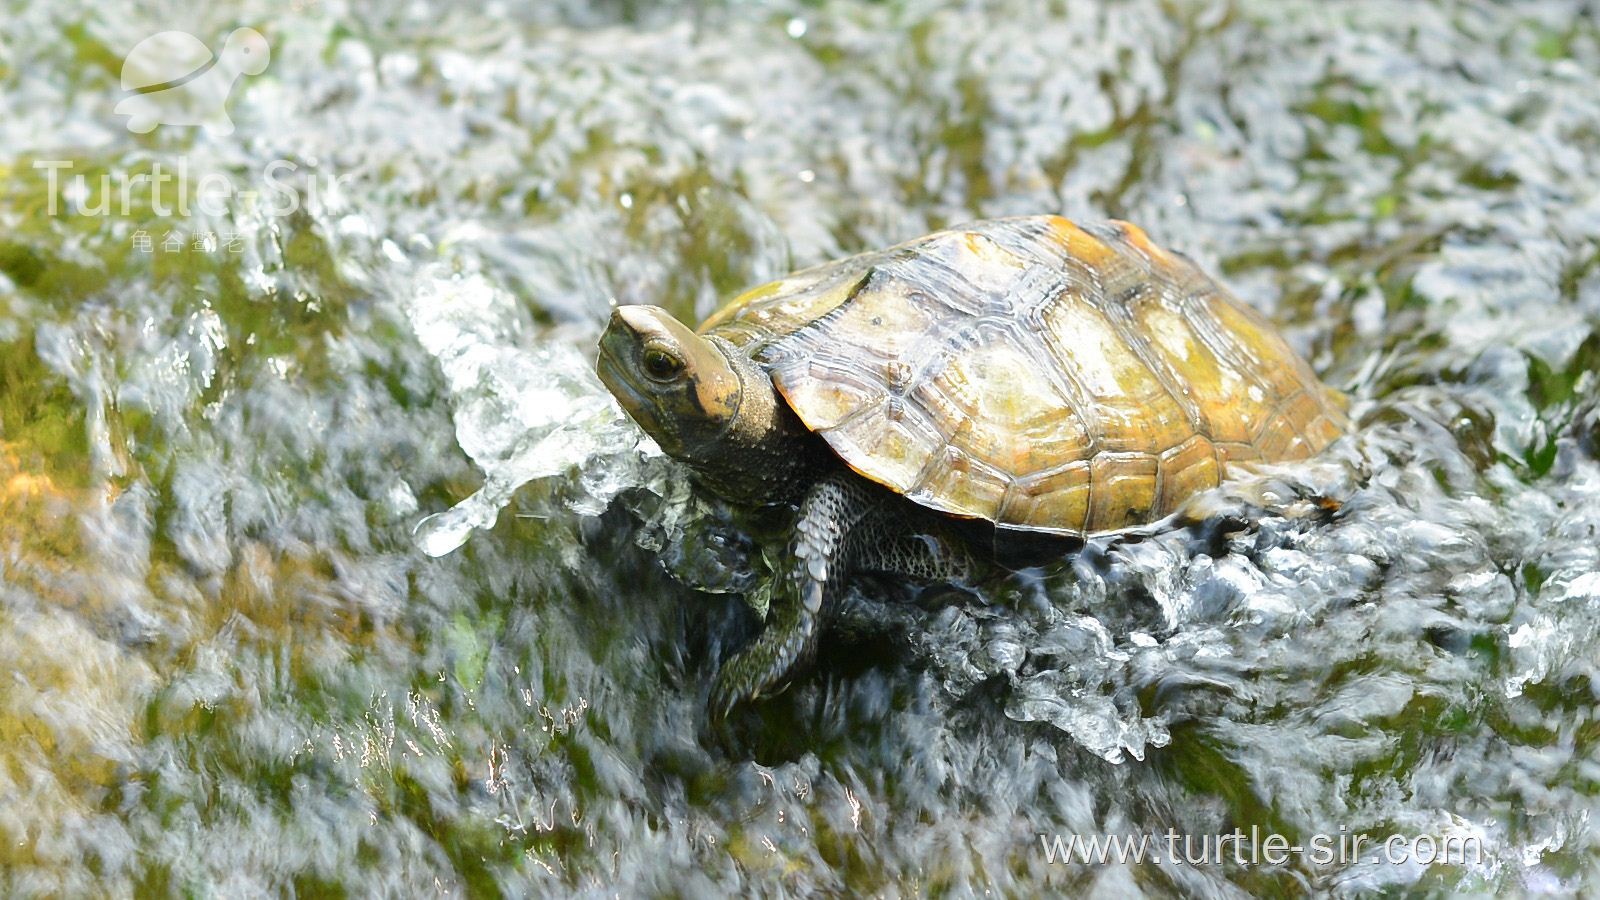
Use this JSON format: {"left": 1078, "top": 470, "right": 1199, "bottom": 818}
{"left": 699, "top": 216, "right": 1349, "bottom": 536}
{"left": 120, "top": 31, "right": 215, "bottom": 91}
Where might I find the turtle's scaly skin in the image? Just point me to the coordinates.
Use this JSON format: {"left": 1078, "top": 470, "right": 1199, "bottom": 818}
{"left": 699, "top": 216, "right": 1348, "bottom": 535}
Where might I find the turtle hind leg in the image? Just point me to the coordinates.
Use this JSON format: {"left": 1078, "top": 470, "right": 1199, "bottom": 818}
{"left": 709, "top": 472, "right": 871, "bottom": 719}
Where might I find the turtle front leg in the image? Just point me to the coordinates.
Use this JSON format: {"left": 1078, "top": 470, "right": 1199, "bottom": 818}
{"left": 708, "top": 474, "right": 979, "bottom": 717}
{"left": 709, "top": 472, "right": 871, "bottom": 719}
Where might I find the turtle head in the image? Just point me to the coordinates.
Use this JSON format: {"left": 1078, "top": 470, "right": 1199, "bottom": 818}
{"left": 222, "top": 28, "right": 271, "bottom": 77}
{"left": 597, "top": 306, "right": 746, "bottom": 461}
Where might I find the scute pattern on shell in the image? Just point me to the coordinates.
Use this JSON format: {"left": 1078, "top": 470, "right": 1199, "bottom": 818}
{"left": 699, "top": 216, "right": 1349, "bottom": 536}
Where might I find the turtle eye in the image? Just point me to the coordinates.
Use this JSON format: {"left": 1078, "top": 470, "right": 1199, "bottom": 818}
{"left": 641, "top": 344, "right": 685, "bottom": 382}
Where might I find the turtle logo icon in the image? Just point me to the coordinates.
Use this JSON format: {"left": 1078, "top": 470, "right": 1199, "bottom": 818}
{"left": 114, "top": 28, "right": 270, "bottom": 135}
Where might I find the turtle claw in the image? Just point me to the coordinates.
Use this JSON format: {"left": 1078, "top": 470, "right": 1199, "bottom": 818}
{"left": 707, "top": 574, "right": 824, "bottom": 719}
{"left": 707, "top": 667, "right": 752, "bottom": 722}
{"left": 707, "top": 630, "right": 783, "bottom": 721}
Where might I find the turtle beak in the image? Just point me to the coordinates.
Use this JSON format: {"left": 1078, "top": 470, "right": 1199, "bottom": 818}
{"left": 596, "top": 307, "right": 662, "bottom": 389}
{"left": 596, "top": 307, "right": 686, "bottom": 455}
{"left": 596, "top": 309, "right": 648, "bottom": 404}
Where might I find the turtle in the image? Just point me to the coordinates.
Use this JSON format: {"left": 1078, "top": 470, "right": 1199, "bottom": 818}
{"left": 596, "top": 215, "right": 1348, "bottom": 717}
{"left": 115, "top": 28, "right": 270, "bottom": 135}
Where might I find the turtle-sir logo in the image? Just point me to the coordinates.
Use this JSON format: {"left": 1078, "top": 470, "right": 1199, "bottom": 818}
{"left": 115, "top": 28, "right": 269, "bottom": 135}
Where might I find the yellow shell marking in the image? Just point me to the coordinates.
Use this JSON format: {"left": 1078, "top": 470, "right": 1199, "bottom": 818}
{"left": 701, "top": 216, "right": 1348, "bottom": 536}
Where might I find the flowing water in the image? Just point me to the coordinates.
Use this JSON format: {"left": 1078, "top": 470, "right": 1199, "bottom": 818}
{"left": 3, "top": 0, "right": 1600, "bottom": 895}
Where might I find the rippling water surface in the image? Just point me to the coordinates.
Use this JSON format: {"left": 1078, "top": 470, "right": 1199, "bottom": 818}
{"left": 3, "top": 0, "right": 1599, "bottom": 895}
